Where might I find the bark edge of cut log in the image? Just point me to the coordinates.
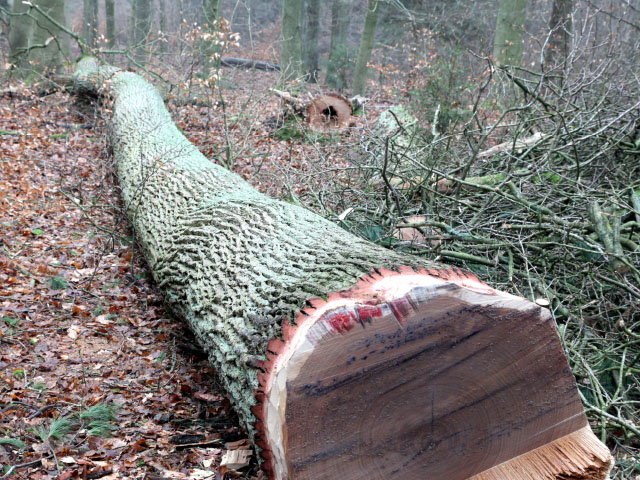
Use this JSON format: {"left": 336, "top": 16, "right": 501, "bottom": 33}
{"left": 71, "top": 57, "right": 613, "bottom": 480}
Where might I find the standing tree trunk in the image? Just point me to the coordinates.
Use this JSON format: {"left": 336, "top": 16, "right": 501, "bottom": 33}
{"left": 71, "top": 56, "right": 612, "bottom": 480}
{"left": 0, "top": 0, "right": 8, "bottom": 27}
{"left": 325, "top": 0, "right": 353, "bottom": 90}
{"left": 281, "top": 0, "right": 303, "bottom": 82}
{"left": 201, "top": 0, "right": 222, "bottom": 73}
{"left": 302, "top": 0, "right": 320, "bottom": 82}
{"left": 493, "top": 0, "right": 528, "bottom": 66}
{"left": 106, "top": 0, "right": 116, "bottom": 47}
{"left": 8, "top": 0, "right": 33, "bottom": 73}
{"left": 352, "top": 0, "right": 379, "bottom": 95}
{"left": 544, "top": 0, "right": 572, "bottom": 67}
{"left": 28, "top": 0, "right": 68, "bottom": 75}
{"left": 83, "top": 0, "right": 98, "bottom": 47}
{"left": 158, "top": 0, "right": 167, "bottom": 53}
{"left": 130, "top": 0, "right": 137, "bottom": 50}
{"left": 133, "top": 0, "right": 152, "bottom": 64}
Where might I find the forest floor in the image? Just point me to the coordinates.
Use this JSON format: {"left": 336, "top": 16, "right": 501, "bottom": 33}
{"left": 0, "top": 64, "right": 398, "bottom": 479}
{"left": 1, "top": 48, "right": 638, "bottom": 479}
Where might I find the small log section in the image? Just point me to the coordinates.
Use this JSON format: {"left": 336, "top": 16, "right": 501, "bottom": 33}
{"left": 305, "top": 94, "right": 352, "bottom": 131}
{"left": 72, "top": 58, "right": 612, "bottom": 480}
{"left": 271, "top": 90, "right": 352, "bottom": 132}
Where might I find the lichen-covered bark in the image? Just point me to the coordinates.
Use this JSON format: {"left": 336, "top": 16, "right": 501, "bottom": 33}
{"left": 72, "top": 57, "right": 438, "bottom": 441}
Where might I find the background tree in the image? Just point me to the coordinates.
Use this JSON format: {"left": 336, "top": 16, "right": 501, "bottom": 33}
{"left": 544, "top": 0, "right": 572, "bottom": 67}
{"left": 325, "top": 0, "right": 353, "bottom": 89}
{"left": 0, "top": 0, "right": 8, "bottom": 26}
{"left": 133, "top": 0, "right": 152, "bottom": 64}
{"left": 83, "top": 0, "right": 98, "bottom": 47}
{"left": 28, "top": 0, "right": 68, "bottom": 75}
{"left": 8, "top": 0, "right": 33, "bottom": 72}
{"left": 352, "top": 0, "right": 379, "bottom": 95}
{"left": 493, "top": 0, "right": 528, "bottom": 66}
{"left": 158, "top": 0, "right": 166, "bottom": 53}
{"left": 302, "top": 0, "right": 320, "bottom": 82}
{"left": 106, "top": 0, "right": 116, "bottom": 46}
{"left": 281, "top": 0, "right": 303, "bottom": 81}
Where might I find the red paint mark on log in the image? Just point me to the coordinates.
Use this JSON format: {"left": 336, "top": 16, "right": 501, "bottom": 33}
{"left": 389, "top": 296, "right": 414, "bottom": 323}
{"left": 356, "top": 305, "right": 383, "bottom": 324}
{"left": 252, "top": 264, "right": 500, "bottom": 478}
{"left": 325, "top": 308, "right": 358, "bottom": 334}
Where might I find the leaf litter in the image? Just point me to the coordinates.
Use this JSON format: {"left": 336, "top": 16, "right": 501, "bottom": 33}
{"left": 0, "top": 85, "right": 261, "bottom": 479}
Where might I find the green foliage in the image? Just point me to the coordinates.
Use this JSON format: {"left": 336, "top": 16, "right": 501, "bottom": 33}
{"left": 272, "top": 120, "right": 336, "bottom": 145}
{"left": 2, "top": 316, "right": 20, "bottom": 327}
{"left": 80, "top": 403, "right": 118, "bottom": 423}
{"left": 30, "top": 228, "right": 44, "bottom": 235}
{"left": 35, "top": 417, "right": 73, "bottom": 443}
{"left": 48, "top": 276, "right": 68, "bottom": 290}
{"left": 80, "top": 403, "right": 119, "bottom": 438}
{"left": 0, "top": 438, "right": 26, "bottom": 449}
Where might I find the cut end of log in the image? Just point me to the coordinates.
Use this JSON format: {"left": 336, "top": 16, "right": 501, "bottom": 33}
{"left": 305, "top": 94, "right": 352, "bottom": 131}
{"left": 253, "top": 267, "right": 611, "bottom": 480}
{"left": 470, "top": 426, "right": 613, "bottom": 480}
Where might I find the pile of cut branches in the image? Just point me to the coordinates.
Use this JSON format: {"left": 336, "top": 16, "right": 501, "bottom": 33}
{"left": 304, "top": 55, "right": 640, "bottom": 479}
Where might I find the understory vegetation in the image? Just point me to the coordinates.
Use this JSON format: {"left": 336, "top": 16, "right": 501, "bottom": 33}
{"left": 1, "top": 0, "right": 638, "bottom": 477}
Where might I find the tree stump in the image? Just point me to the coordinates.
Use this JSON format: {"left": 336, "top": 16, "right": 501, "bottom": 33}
{"left": 305, "top": 93, "right": 352, "bottom": 131}
{"left": 72, "top": 57, "right": 613, "bottom": 480}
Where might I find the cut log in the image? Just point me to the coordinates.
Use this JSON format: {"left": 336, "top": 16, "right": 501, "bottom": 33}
{"left": 305, "top": 93, "right": 352, "bottom": 131}
{"left": 220, "top": 57, "right": 281, "bottom": 72}
{"left": 269, "top": 91, "right": 353, "bottom": 132}
{"left": 71, "top": 57, "right": 612, "bottom": 480}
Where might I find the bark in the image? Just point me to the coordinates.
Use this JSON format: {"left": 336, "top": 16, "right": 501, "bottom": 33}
{"left": 83, "top": 0, "right": 98, "bottom": 47}
{"left": 493, "top": 0, "right": 528, "bottom": 66}
{"left": 106, "top": 0, "right": 116, "bottom": 46}
{"left": 352, "top": 0, "right": 379, "bottom": 95}
{"left": 302, "top": 0, "right": 320, "bottom": 82}
{"left": 71, "top": 57, "right": 612, "bottom": 480}
{"left": 325, "top": 0, "right": 353, "bottom": 90}
{"left": 28, "top": 0, "right": 68, "bottom": 75}
{"left": 8, "top": 0, "right": 33, "bottom": 72}
{"left": 544, "top": 0, "right": 572, "bottom": 67}
{"left": 281, "top": 0, "right": 303, "bottom": 81}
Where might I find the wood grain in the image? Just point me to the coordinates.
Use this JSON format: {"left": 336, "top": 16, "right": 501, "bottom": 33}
{"left": 258, "top": 271, "right": 609, "bottom": 479}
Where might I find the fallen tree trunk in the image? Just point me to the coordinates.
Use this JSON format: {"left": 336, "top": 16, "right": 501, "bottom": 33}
{"left": 72, "top": 57, "right": 612, "bottom": 480}
{"left": 220, "top": 57, "right": 281, "bottom": 71}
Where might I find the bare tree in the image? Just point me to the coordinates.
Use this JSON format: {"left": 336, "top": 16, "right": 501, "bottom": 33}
{"left": 544, "top": 0, "right": 572, "bottom": 67}
{"left": 83, "top": 0, "right": 98, "bottom": 47}
{"left": 302, "top": 0, "right": 321, "bottom": 81}
{"left": 28, "top": 0, "right": 68, "bottom": 75}
{"left": 106, "top": 0, "right": 116, "bottom": 46}
{"left": 8, "top": 0, "right": 33, "bottom": 72}
{"left": 281, "top": 0, "right": 303, "bottom": 81}
{"left": 352, "top": 0, "right": 380, "bottom": 95}
{"left": 325, "top": 0, "right": 353, "bottom": 89}
{"left": 493, "top": 0, "right": 528, "bottom": 66}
